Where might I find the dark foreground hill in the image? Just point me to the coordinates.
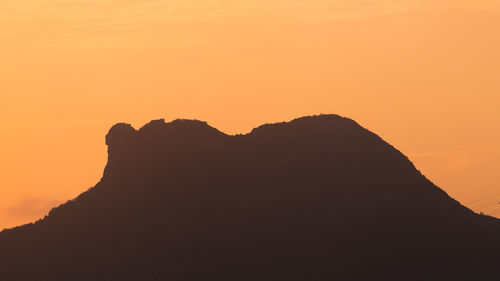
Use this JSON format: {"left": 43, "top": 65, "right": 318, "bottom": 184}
{"left": 0, "top": 115, "right": 498, "bottom": 281}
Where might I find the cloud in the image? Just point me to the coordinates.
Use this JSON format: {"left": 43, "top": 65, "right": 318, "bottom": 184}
{"left": 3, "top": 197, "right": 62, "bottom": 220}
{"left": 407, "top": 148, "right": 500, "bottom": 170}
{"left": 408, "top": 148, "right": 500, "bottom": 159}
{"left": 2, "top": 0, "right": 499, "bottom": 50}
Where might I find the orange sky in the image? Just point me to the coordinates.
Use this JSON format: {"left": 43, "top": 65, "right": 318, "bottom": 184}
{"left": 1, "top": 1, "right": 500, "bottom": 230}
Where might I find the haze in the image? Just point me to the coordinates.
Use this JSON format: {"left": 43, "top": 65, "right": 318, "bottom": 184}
{"left": 1, "top": 0, "right": 499, "bottom": 229}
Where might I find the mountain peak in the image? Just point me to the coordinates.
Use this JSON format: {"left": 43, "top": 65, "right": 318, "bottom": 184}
{"left": 105, "top": 122, "right": 137, "bottom": 146}
{"left": 106, "top": 118, "right": 222, "bottom": 148}
{"left": 250, "top": 114, "right": 364, "bottom": 137}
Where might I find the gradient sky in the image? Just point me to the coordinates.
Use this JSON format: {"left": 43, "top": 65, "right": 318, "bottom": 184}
{"left": 1, "top": 0, "right": 500, "bottom": 230}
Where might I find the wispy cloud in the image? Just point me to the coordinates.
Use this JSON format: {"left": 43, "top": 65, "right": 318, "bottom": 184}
{"left": 408, "top": 148, "right": 500, "bottom": 159}
{"left": 407, "top": 148, "right": 500, "bottom": 170}
{"left": 1, "top": 1, "right": 499, "bottom": 50}
{"left": 3, "top": 197, "right": 62, "bottom": 220}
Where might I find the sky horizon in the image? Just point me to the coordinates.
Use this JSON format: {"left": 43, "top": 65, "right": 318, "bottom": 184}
{"left": 1, "top": 0, "right": 500, "bottom": 230}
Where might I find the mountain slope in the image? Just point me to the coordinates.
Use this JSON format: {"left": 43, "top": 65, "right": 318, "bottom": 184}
{"left": 0, "top": 115, "right": 498, "bottom": 281}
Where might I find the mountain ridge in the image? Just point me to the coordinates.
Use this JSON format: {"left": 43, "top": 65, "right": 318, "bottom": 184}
{"left": 0, "top": 114, "right": 498, "bottom": 281}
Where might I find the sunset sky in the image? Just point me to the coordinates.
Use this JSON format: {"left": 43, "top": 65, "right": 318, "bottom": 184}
{"left": 1, "top": 0, "right": 499, "bottom": 230}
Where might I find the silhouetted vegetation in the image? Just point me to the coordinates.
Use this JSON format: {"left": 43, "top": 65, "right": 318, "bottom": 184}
{"left": 0, "top": 115, "right": 498, "bottom": 281}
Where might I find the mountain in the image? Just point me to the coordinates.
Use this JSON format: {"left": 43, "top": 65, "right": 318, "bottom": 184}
{"left": 0, "top": 115, "right": 498, "bottom": 281}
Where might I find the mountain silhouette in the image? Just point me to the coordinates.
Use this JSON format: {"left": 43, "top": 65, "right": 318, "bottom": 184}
{"left": 0, "top": 115, "right": 498, "bottom": 281}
